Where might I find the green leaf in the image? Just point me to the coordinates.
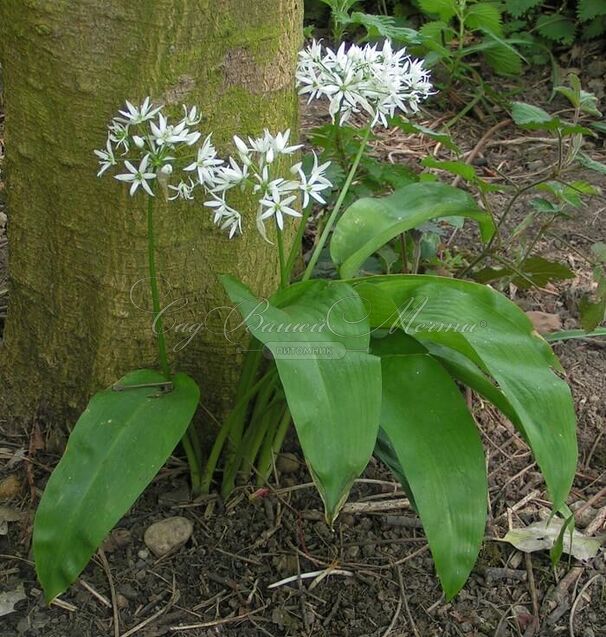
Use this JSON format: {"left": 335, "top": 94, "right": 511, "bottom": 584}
{"left": 578, "top": 0, "right": 606, "bottom": 21}
{"left": 419, "top": 19, "right": 454, "bottom": 43}
{"left": 465, "top": 2, "right": 503, "bottom": 35}
{"left": 378, "top": 353, "right": 487, "bottom": 599}
{"left": 544, "top": 327, "right": 606, "bottom": 342}
{"left": 352, "top": 275, "right": 577, "bottom": 511}
{"left": 511, "top": 102, "right": 556, "bottom": 129}
{"left": 473, "top": 257, "right": 575, "bottom": 289}
{"left": 422, "top": 157, "right": 477, "bottom": 181}
{"left": 505, "top": 0, "right": 542, "bottom": 17}
{"left": 331, "top": 182, "right": 495, "bottom": 279}
{"left": 349, "top": 12, "right": 424, "bottom": 44}
{"left": 484, "top": 42, "right": 523, "bottom": 75}
{"left": 537, "top": 13, "right": 576, "bottom": 44}
{"left": 418, "top": 0, "right": 458, "bottom": 21}
{"left": 221, "top": 276, "right": 381, "bottom": 522}
{"left": 33, "top": 370, "right": 200, "bottom": 602}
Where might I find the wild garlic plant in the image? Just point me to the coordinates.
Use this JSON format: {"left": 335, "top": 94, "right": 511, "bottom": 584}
{"left": 33, "top": 39, "right": 578, "bottom": 605}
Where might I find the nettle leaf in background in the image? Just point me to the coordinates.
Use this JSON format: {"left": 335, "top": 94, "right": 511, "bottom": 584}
{"left": 33, "top": 370, "right": 200, "bottom": 602}
{"left": 418, "top": 0, "right": 458, "bottom": 21}
{"left": 536, "top": 13, "right": 576, "bottom": 44}
{"left": 331, "top": 182, "right": 495, "bottom": 279}
{"left": 578, "top": 0, "right": 606, "bottom": 21}
{"left": 221, "top": 276, "right": 381, "bottom": 523}
{"left": 505, "top": 0, "right": 542, "bottom": 18}
{"left": 349, "top": 11, "right": 424, "bottom": 44}
{"left": 377, "top": 352, "right": 487, "bottom": 599}
{"left": 465, "top": 2, "right": 503, "bottom": 35}
{"left": 352, "top": 275, "right": 577, "bottom": 512}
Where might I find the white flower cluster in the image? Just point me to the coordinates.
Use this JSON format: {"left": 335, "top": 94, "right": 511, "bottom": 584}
{"left": 95, "top": 98, "right": 333, "bottom": 240}
{"left": 206, "top": 129, "right": 332, "bottom": 240}
{"left": 95, "top": 98, "right": 222, "bottom": 198}
{"left": 296, "top": 39, "right": 433, "bottom": 127}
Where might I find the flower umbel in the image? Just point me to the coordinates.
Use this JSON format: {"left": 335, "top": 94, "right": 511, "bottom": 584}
{"left": 296, "top": 39, "right": 433, "bottom": 127}
{"left": 94, "top": 97, "right": 222, "bottom": 199}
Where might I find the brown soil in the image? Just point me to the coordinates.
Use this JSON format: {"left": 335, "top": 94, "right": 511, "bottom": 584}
{"left": 1, "top": 55, "right": 605, "bottom": 637}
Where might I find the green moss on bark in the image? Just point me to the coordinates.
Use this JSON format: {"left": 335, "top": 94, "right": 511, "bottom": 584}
{"left": 0, "top": 0, "right": 303, "bottom": 428}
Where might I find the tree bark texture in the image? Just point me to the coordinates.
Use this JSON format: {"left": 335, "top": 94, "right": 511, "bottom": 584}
{"left": 0, "top": 0, "right": 303, "bottom": 428}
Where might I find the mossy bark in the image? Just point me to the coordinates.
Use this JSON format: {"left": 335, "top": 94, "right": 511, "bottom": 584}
{"left": 0, "top": 0, "right": 302, "bottom": 429}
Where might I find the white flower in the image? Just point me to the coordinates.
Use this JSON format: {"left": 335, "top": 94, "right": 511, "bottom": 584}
{"left": 117, "top": 97, "right": 162, "bottom": 125}
{"left": 160, "top": 163, "right": 173, "bottom": 175}
{"left": 182, "top": 105, "right": 202, "bottom": 126}
{"left": 204, "top": 195, "right": 242, "bottom": 238}
{"left": 294, "top": 153, "right": 332, "bottom": 207}
{"left": 296, "top": 39, "right": 433, "bottom": 127}
{"left": 94, "top": 138, "right": 116, "bottom": 176}
{"left": 150, "top": 113, "right": 190, "bottom": 146}
{"left": 168, "top": 179, "right": 196, "bottom": 200}
{"left": 212, "top": 157, "right": 249, "bottom": 192}
{"left": 114, "top": 154, "right": 156, "bottom": 196}
{"left": 259, "top": 186, "right": 301, "bottom": 231}
{"left": 108, "top": 121, "right": 130, "bottom": 153}
{"left": 184, "top": 134, "right": 224, "bottom": 186}
{"left": 132, "top": 135, "right": 146, "bottom": 149}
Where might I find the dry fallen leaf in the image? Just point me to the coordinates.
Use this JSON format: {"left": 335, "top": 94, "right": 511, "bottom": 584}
{"left": 525, "top": 311, "right": 562, "bottom": 334}
{"left": 0, "top": 474, "right": 21, "bottom": 501}
{"left": 0, "top": 584, "right": 26, "bottom": 617}
{"left": 0, "top": 505, "right": 22, "bottom": 535}
{"left": 503, "top": 518, "right": 604, "bottom": 561}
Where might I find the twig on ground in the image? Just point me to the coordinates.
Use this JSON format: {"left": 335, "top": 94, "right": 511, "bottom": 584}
{"left": 80, "top": 579, "right": 111, "bottom": 608}
{"left": 268, "top": 568, "right": 354, "bottom": 590}
{"left": 97, "top": 548, "right": 120, "bottom": 637}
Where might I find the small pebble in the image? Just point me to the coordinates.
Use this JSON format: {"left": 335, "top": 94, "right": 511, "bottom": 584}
{"left": 144, "top": 516, "right": 193, "bottom": 557}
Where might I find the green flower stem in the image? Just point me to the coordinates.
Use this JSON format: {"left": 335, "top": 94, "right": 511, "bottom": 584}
{"left": 147, "top": 193, "right": 202, "bottom": 492}
{"left": 256, "top": 406, "right": 291, "bottom": 485}
{"left": 226, "top": 343, "right": 264, "bottom": 449}
{"left": 181, "top": 433, "right": 202, "bottom": 496}
{"left": 199, "top": 367, "right": 276, "bottom": 494}
{"left": 146, "top": 195, "right": 170, "bottom": 380}
{"left": 221, "top": 375, "right": 280, "bottom": 497}
{"left": 302, "top": 125, "right": 372, "bottom": 281}
{"left": 285, "top": 207, "right": 312, "bottom": 281}
{"left": 276, "top": 223, "right": 288, "bottom": 289}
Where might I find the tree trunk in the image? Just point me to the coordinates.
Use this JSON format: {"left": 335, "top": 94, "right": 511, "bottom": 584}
{"left": 0, "top": 0, "right": 302, "bottom": 428}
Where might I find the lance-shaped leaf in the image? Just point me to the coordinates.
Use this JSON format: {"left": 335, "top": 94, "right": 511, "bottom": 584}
{"left": 378, "top": 353, "right": 487, "bottom": 599}
{"left": 221, "top": 275, "right": 381, "bottom": 522}
{"left": 33, "top": 370, "right": 200, "bottom": 602}
{"left": 353, "top": 275, "right": 577, "bottom": 511}
{"left": 330, "top": 182, "right": 495, "bottom": 279}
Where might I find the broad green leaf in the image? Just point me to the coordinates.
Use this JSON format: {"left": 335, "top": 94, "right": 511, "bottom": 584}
{"left": 33, "top": 370, "right": 200, "bottom": 602}
{"left": 465, "top": 2, "right": 503, "bottom": 35}
{"left": 352, "top": 275, "right": 577, "bottom": 511}
{"left": 378, "top": 353, "right": 487, "bottom": 598}
{"left": 511, "top": 102, "right": 556, "bottom": 128}
{"left": 331, "top": 182, "right": 495, "bottom": 279}
{"left": 422, "top": 157, "right": 477, "bottom": 181}
{"left": 221, "top": 276, "right": 381, "bottom": 522}
{"left": 421, "top": 340, "right": 520, "bottom": 427}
